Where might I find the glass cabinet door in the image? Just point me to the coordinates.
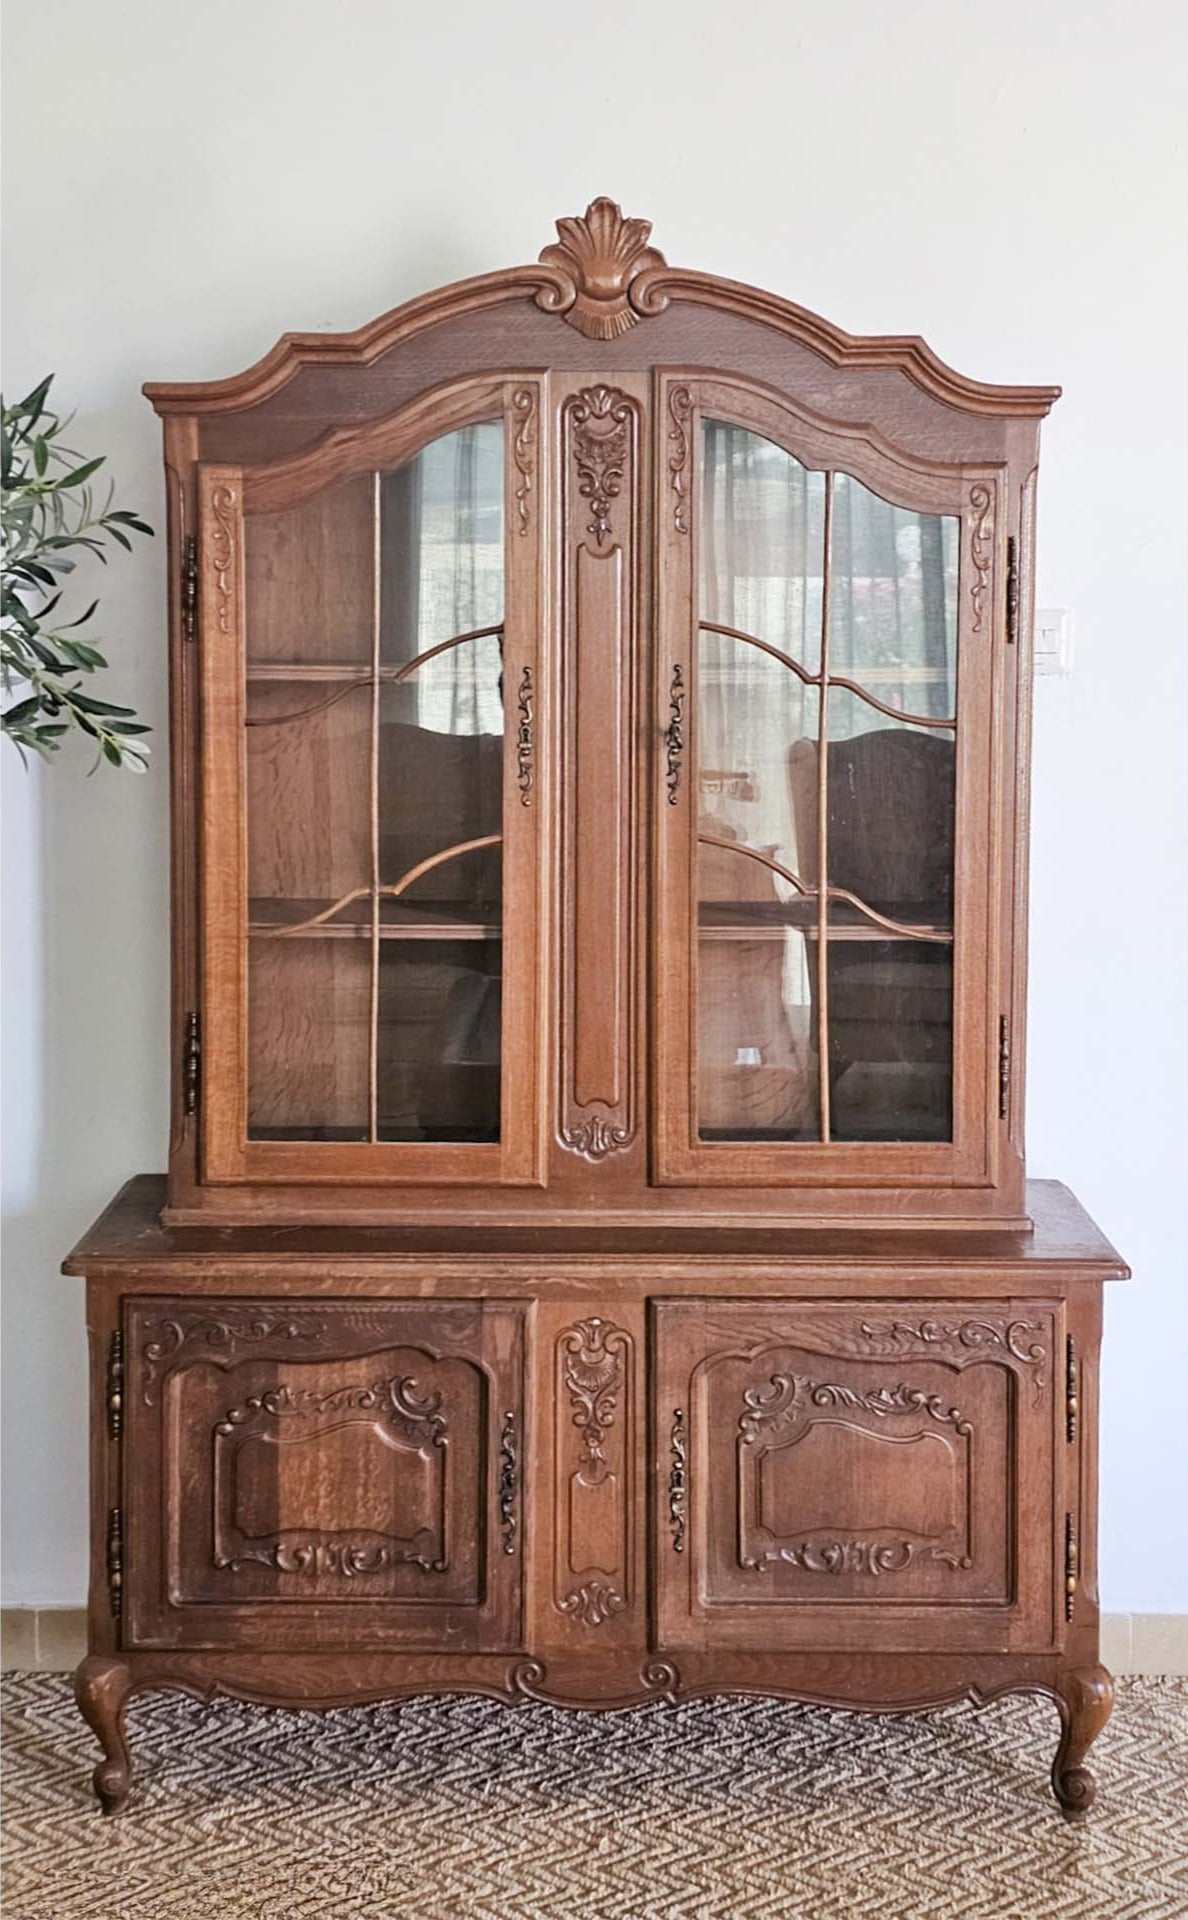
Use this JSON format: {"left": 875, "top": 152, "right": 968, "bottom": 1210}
{"left": 655, "top": 375, "right": 995, "bottom": 1187}
{"left": 198, "top": 382, "right": 546, "bottom": 1185}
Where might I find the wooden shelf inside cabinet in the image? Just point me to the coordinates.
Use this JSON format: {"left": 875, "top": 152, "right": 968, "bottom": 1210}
{"left": 248, "top": 898, "right": 503, "bottom": 942}
{"left": 698, "top": 901, "right": 954, "bottom": 944}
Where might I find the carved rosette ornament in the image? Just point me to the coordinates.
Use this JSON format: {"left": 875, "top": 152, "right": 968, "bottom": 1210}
{"left": 536, "top": 197, "right": 668, "bottom": 341}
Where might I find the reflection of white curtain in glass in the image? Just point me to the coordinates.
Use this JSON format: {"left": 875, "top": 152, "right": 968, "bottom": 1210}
{"left": 699, "top": 426, "right": 958, "bottom": 866}
{"left": 388, "top": 424, "right": 505, "bottom": 736}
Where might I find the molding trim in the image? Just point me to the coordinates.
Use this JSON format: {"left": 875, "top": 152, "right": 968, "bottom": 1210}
{"left": 4, "top": 1610, "right": 1186, "bottom": 1674}
{"left": 143, "top": 197, "right": 1061, "bottom": 421}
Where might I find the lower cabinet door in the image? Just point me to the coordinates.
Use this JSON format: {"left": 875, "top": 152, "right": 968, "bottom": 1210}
{"left": 653, "top": 1298, "right": 1061, "bottom": 1654}
{"left": 123, "top": 1298, "right": 524, "bottom": 1649}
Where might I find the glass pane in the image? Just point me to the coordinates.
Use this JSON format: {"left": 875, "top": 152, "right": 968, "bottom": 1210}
{"left": 701, "top": 421, "right": 826, "bottom": 673}
{"left": 830, "top": 473, "right": 958, "bottom": 719}
{"left": 243, "top": 422, "right": 505, "bottom": 1143}
{"left": 824, "top": 477, "right": 959, "bottom": 1142}
{"left": 696, "top": 422, "right": 826, "bottom": 1141}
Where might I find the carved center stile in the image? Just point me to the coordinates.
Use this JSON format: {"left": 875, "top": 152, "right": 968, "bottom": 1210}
{"left": 556, "top": 1318, "right": 631, "bottom": 1628}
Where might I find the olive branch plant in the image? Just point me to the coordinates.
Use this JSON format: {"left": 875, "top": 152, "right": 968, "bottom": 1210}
{"left": 2, "top": 374, "right": 154, "bottom": 770}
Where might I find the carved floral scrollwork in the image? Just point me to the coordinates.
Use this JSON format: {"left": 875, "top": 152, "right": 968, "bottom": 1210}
{"left": 536, "top": 198, "right": 668, "bottom": 341}
{"left": 209, "top": 482, "right": 236, "bottom": 635}
{"left": 562, "top": 1318, "right": 627, "bottom": 1471}
{"left": 858, "top": 1316, "right": 1049, "bottom": 1397}
{"left": 667, "top": 383, "right": 693, "bottom": 533}
{"left": 739, "top": 1372, "right": 973, "bottom": 1446}
{"left": 968, "top": 483, "right": 992, "bottom": 633}
{"left": 558, "top": 1318, "right": 630, "bottom": 1629}
{"left": 140, "top": 1312, "right": 325, "bottom": 1406}
{"left": 558, "top": 1580, "right": 626, "bottom": 1628}
{"left": 568, "top": 385, "right": 633, "bottom": 548}
{"left": 560, "top": 1115, "right": 631, "bottom": 1161}
{"left": 511, "top": 387, "right": 535, "bottom": 536}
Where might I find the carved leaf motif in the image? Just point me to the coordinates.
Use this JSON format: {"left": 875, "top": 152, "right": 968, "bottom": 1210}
{"left": 560, "top": 1115, "right": 631, "bottom": 1161}
{"left": 740, "top": 1537, "right": 970, "bottom": 1576}
{"left": 511, "top": 387, "right": 535, "bottom": 536}
{"left": 968, "top": 484, "right": 992, "bottom": 633}
{"left": 537, "top": 197, "right": 668, "bottom": 340}
{"left": 858, "top": 1316, "right": 1048, "bottom": 1395}
{"left": 738, "top": 1371, "right": 972, "bottom": 1446}
{"left": 558, "top": 1580, "right": 626, "bottom": 1628}
{"left": 567, "top": 386, "right": 634, "bottom": 548}
{"left": 140, "top": 1313, "right": 326, "bottom": 1405}
{"left": 562, "top": 1318, "right": 627, "bottom": 1473}
{"left": 213, "top": 1373, "right": 447, "bottom": 1449}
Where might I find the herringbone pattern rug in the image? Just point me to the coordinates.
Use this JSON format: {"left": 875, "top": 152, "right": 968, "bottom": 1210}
{"left": 2, "top": 1675, "right": 1185, "bottom": 1920}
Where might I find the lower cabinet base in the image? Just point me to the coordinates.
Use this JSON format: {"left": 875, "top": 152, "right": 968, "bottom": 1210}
{"left": 73, "top": 1646, "right": 1113, "bottom": 1820}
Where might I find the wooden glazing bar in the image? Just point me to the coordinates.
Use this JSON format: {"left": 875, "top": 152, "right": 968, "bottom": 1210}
{"left": 369, "top": 471, "right": 382, "bottom": 1144}
{"left": 817, "top": 472, "right": 834, "bottom": 1142}
{"left": 697, "top": 621, "right": 955, "bottom": 730}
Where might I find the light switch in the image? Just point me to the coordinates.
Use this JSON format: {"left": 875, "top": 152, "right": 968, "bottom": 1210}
{"left": 1033, "top": 608, "right": 1073, "bottom": 677}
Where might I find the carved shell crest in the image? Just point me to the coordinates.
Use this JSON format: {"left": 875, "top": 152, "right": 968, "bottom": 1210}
{"left": 538, "top": 197, "right": 668, "bottom": 341}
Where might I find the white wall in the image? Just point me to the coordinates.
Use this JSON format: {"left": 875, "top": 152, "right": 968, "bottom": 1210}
{"left": 3, "top": 0, "right": 1185, "bottom": 1611}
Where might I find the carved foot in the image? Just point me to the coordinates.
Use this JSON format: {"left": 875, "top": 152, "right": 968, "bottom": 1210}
{"left": 1052, "top": 1664, "right": 1113, "bottom": 1816}
{"left": 74, "top": 1656, "right": 134, "bottom": 1815}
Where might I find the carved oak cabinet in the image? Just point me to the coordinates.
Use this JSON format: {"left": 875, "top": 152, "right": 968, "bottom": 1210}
{"left": 66, "top": 200, "right": 1127, "bottom": 1816}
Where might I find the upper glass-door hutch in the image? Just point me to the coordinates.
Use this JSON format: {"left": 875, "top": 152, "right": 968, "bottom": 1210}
{"left": 147, "top": 199, "right": 1056, "bottom": 1228}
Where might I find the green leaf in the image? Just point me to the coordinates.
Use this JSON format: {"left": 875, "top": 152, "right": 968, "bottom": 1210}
{"left": 2, "top": 696, "right": 42, "bottom": 725}
{"left": 16, "top": 375, "right": 54, "bottom": 426}
{"left": 68, "top": 691, "right": 137, "bottom": 717}
{"left": 59, "top": 601, "right": 100, "bottom": 631}
{"left": 55, "top": 456, "right": 105, "bottom": 491}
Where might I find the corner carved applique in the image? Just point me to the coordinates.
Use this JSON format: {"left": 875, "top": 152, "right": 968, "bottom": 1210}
{"left": 537, "top": 197, "right": 668, "bottom": 341}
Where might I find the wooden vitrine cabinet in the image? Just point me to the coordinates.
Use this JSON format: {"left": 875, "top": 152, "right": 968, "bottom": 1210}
{"left": 67, "top": 200, "right": 1125, "bottom": 1818}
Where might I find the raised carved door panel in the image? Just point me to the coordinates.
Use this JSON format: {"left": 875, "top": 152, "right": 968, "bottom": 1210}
{"left": 123, "top": 1298, "right": 524, "bottom": 1650}
{"left": 653, "top": 1298, "right": 1060, "bottom": 1653}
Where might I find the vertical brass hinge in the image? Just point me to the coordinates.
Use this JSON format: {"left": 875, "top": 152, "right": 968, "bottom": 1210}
{"left": 1066, "top": 1336, "right": 1078, "bottom": 1444}
{"left": 998, "top": 1015, "right": 1011, "bottom": 1120}
{"left": 182, "top": 1011, "right": 201, "bottom": 1116}
{"left": 106, "top": 1330, "right": 124, "bottom": 1442}
{"left": 1065, "top": 1511, "right": 1078, "bottom": 1622}
{"left": 181, "top": 534, "right": 198, "bottom": 644}
{"left": 107, "top": 1507, "right": 123, "bottom": 1619}
{"left": 1005, "top": 535, "right": 1019, "bottom": 644}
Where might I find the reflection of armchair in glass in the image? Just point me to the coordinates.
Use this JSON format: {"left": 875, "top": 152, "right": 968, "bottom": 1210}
{"left": 696, "top": 810, "right": 816, "bottom": 1137}
{"left": 788, "top": 730, "right": 955, "bottom": 1141}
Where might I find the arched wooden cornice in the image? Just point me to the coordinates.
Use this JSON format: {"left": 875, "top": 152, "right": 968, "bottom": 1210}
{"left": 144, "top": 197, "right": 1061, "bottom": 421}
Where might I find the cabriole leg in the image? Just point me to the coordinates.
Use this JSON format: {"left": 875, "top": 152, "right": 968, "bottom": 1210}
{"left": 1052, "top": 1664, "right": 1113, "bottom": 1816}
{"left": 74, "top": 1656, "right": 134, "bottom": 1815}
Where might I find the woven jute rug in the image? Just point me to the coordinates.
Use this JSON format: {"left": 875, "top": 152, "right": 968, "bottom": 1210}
{"left": 3, "top": 1674, "right": 1186, "bottom": 1920}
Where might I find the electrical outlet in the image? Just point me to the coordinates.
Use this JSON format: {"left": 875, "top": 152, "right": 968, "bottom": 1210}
{"left": 1034, "top": 608, "right": 1073, "bottom": 677}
